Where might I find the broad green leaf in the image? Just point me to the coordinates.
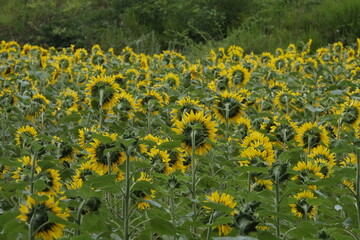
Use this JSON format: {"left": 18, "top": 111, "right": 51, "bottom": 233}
{"left": 150, "top": 217, "right": 176, "bottom": 235}
{"left": 59, "top": 112, "right": 81, "bottom": 123}
{"left": 157, "top": 140, "right": 182, "bottom": 150}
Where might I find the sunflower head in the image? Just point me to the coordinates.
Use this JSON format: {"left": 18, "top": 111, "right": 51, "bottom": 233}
{"left": 172, "top": 111, "right": 217, "bottom": 155}
{"left": 213, "top": 91, "right": 244, "bottom": 124}
{"left": 295, "top": 122, "right": 329, "bottom": 151}
{"left": 290, "top": 190, "right": 317, "bottom": 219}
{"left": 18, "top": 195, "right": 69, "bottom": 240}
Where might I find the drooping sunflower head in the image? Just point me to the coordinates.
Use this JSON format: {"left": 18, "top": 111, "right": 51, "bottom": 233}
{"left": 236, "top": 117, "right": 252, "bottom": 140}
{"left": 55, "top": 88, "right": 80, "bottom": 115}
{"left": 25, "top": 94, "right": 50, "bottom": 120}
{"left": 85, "top": 75, "right": 121, "bottom": 110}
{"left": 213, "top": 91, "right": 244, "bottom": 124}
{"left": 18, "top": 195, "right": 69, "bottom": 240}
{"left": 308, "top": 145, "right": 336, "bottom": 165}
{"left": 241, "top": 132, "right": 275, "bottom": 165}
{"left": 15, "top": 125, "right": 38, "bottom": 147}
{"left": 295, "top": 122, "right": 330, "bottom": 151}
{"left": 204, "top": 191, "right": 238, "bottom": 236}
{"left": 38, "top": 169, "right": 62, "bottom": 196}
{"left": 132, "top": 172, "right": 156, "bottom": 210}
{"left": 291, "top": 161, "right": 324, "bottom": 182}
{"left": 162, "top": 72, "right": 180, "bottom": 89}
{"left": 67, "top": 161, "right": 94, "bottom": 190}
{"left": 172, "top": 111, "right": 217, "bottom": 155}
{"left": 228, "top": 64, "right": 251, "bottom": 88}
{"left": 251, "top": 178, "right": 273, "bottom": 191}
{"left": 269, "top": 116, "right": 298, "bottom": 144}
{"left": 170, "top": 97, "right": 205, "bottom": 122}
{"left": 112, "top": 91, "right": 139, "bottom": 121}
{"left": 339, "top": 100, "right": 360, "bottom": 130}
{"left": 0, "top": 88, "right": 17, "bottom": 110}
{"left": 138, "top": 89, "right": 164, "bottom": 114}
{"left": 88, "top": 133, "right": 126, "bottom": 175}
{"left": 290, "top": 190, "right": 317, "bottom": 219}
{"left": 51, "top": 136, "right": 76, "bottom": 164}
{"left": 78, "top": 126, "right": 100, "bottom": 150}
{"left": 273, "top": 90, "right": 301, "bottom": 112}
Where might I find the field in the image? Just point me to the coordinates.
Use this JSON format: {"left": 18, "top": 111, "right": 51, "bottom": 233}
{"left": 1, "top": 39, "right": 360, "bottom": 239}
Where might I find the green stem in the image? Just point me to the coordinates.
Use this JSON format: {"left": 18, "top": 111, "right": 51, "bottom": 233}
{"left": 275, "top": 177, "right": 281, "bottom": 238}
{"left": 123, "top": 148, "right": 131, "bottom": 240}
{"left": 191, "top": 129, "right": 197, "bottom": 236}
{"left": 29, "top": 154, "right": 37, "bottom": 194}
{"left": 170, "top": 189, "right": 177, "bottom": 240}
{"left": 206, "top": 211, "right": 214, "bottom": 240}
{"left": 75, "top": 200, "right": 86, "bottom": 236}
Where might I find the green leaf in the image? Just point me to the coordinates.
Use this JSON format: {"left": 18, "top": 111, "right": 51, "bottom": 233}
{"left": 85, "top": 174, "right": 116, "bottom": 189}
{"left": 150, "top": 217, "right": 176, "bottom": 235}
{"left": 59, "top": 112, "right": 81, "bottom": 123}
{"left": 131, "top": 180, "right": 153, "bottom": 195}
{"left": 258, "top": 231, "right": 281, "bottom": 240}
{"left": 91, "top": 133, "right": 113, "bottom": 144}
{"left": 201, "top": 202, "right": 234, "bottom": 215}
{"left": 157, "top": 140, "right": 182, "bottom": 150}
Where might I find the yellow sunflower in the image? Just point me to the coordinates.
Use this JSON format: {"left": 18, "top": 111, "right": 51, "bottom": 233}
{"left": 38, "top": 169, "right": 62, "bottom": 196}
{"left": 112, "top": 91, "right": 139, "bottom": 121}
{"left": 228, "top": 64, "right": 251, "bottom": 88}
{"left": 295, "top": 122, "right": 330, "bottom": 151}
{"left": 85, "top": 75, "right": 121, "bottom": 110}
{"left": 12, "top": 156, "right": 41, "bottom": 182}
{"left": 204, "top": 191, "right": 238, "bottom": 236}
{"left": 78, "top": 127, "right": 100, "bottom": 150}
{"left": 67, "top": 162, "right": 94, "bottom": 190}
{"left": 290, "top": 190, "right": 317, "bottom": 219}
{"left": 54, "top": 88, "right": 80, "bottom": 115}
{"left": 269, "top": 115, "right": 298, "bottom": 145}
{"left": 291, "top": 161, "right": 324, "bottom": 181}
{"left": 338, "top": 99, "right": 360, "bottom": 130}
{"left": 163, "top": 72, "right": 180, "bottom": 89}
{"left": 172, "top": 111, "right": 217, "bottom": 155}
{"left": 170, "top": 96, "right": 205, "bottom": 122}
{"left": 138, "top": 89, "right": 164, "bottom": 114}
{"left": 236, "top": 117, "right": 252, "bottom": 140}
{"left": 0, "top": 88, "right": 17, "bottom": 109}
{"left": 133, "top": 172, "right": 156, "bottom": 210}
{"left": 15, "top": 125, "right": 38, "bottom": 147}
{"left": 25, "top": 94, "right": 50, "bottom": 120}
{"left": 87, "top": 133, "right": 126, "bottom": 175}
{"left": 213, "top": 91, "right": 244, "bottom": 124}
{"left": 18, "top": 195, "right": 69, "bottom": 240}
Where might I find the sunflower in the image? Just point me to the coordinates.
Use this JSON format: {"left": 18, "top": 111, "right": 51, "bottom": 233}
{"left": 273, "top": 90, "right": 301, "bottom": 113}
{"left": 78, "top": 127, "right": 100, "bottom": 150}
{"left": 73, "top": 48, "right": 88, "bottom": 62}
{"left": 172, "top": 111, "right": 217, "bottom": 155}
{"left": 339, "top": 153, "right": 357, "bottom": 167}
{"left": 67, "top": 162, "right": 94, "bottom": 190}
{"left": 260, "top": 52, "right": 274, "bottom": 64}
{"left": 138, "top": 89, "right": 164, "bottom": 114}
{"left": 204, "top": 191, "right": 238, "bottom": 236}
{"left": 269, "top": 115, "right": 298, "bottom": 145}
{"left": 240, "top": 131, "right": 275, "bottom": 166}
{"left": 291, "top": 161, "right": 324, "bottom": 182}
{"left": 170, "top": 97, "right": 206, "bottom": 122}
{"left": 0, "top": 88, "right": 17, "bottom": 110}
{"left": 147, "top": 147, "right": 171, "bottom": 174}
{"left": 270, "top": 55, "right": 288, "bottom": 72}
{"left": 213, "top": 91, "right": 244, "bottom": 124}
{"left": 228, "top": 64, "right": 251, "bottom": 88}
{"left": 338, "top": 99, "right": 360, "bottom": 130}
{"left": 17, "top": 195, "right": 69, "bottom": 240}
{"left": 90, "top": 50, "right": 106, "bottom": 66}
{"left": 51, "top": 136, "right": 76, "bottom": 164}
{"left": 295, "top": 122, "right": 330, "bottom": 151}
{"left": 161, "top": 72, "right": 180, "bottom": 89}
{"left": 167, "top": 148, "right": 187, "bottom": 174}
{"left": 38, "top": 169, "right": 62, "bottom": 196}
{"left": 290, "top": 190, "right": 317, "bottom": 219}
{"left": 87, "top": 133, "right": 126, "bottom": 175}
{"left": 308, "top": 145, "right": 336, "bottom": 178}
{"left": 0, "top": 163, "right": 9, "bottom": 179}
{"left": 251, "top": 177, "right": 273, "bottom": 191}
{"left": 25, "top": 94, "right": 50, "bottom": 120}
{"left": 132, "top": 172, "right": 156, "bottom": 210}
{"left": 12, "top": 156, "right": 41, "bottom": 182}
{"left": 15, "top": 125, "right": 38, "bottom": 147}
{"left": 111, "top": 91, "right": 139, "bottom": 121}
{"left": 85, "top": 75, "right": 121, "bottom": 110}
{"left": 236, "top": 117, "right": 252, "bottom": 140}
{"left": 54, "top": 88, "right": 80, "bottom": 115}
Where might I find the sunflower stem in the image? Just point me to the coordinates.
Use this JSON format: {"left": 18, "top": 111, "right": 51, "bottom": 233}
{"left": 29, "top": 153, "right": 37, "bottom": 195}
{"left": 275, "top": 175, "right": 281, "bottom": 238}
{"left": 191, "top": 129, "right": 197, "bottom": 236}
{"left": 170, "top": 189, "right": 177, "bottom": 240}
{"left": 356, "top": 153, "right": 360, "bottom": 239}
{"left": 99, "top": 89, "right": 104, "bottom": 130}
{"left": 123, "top": 147, "right": 131, "bottom": 240}
{"left": 206, "top": 211, "right": 214, "bottom": 240}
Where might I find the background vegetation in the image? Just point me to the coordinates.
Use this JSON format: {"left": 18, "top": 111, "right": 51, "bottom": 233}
{"left": 1, "top": 0, "right": 360, "bottom": 56}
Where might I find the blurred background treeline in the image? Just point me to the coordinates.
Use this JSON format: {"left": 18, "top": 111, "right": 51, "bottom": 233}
{"left": 1, "top": 0, "right": 359, "bottom": 57}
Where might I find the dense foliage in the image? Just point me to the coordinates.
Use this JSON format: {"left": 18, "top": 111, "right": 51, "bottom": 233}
{"left": 1, "top": 39, "right": 360, "bottom": 239}
{"left": 1, "top": 0, "right": 360, "bottom": 55}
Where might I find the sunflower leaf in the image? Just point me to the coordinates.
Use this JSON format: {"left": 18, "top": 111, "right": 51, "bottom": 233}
{"left": 201, "top": 202, "right": 234, "bottom": 215}
{"left": 157, "top": 140, "right": 182, "bottom": 150}
{"left": 150, "top": 217, "right": 176, "bottom": 235}
{"left": 91, "top": 133, "right": 113, "bottom": 144}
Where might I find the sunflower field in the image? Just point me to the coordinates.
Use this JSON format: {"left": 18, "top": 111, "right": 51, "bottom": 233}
{"left": 1, "top": 39, "right": 360, "bottom": 240}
